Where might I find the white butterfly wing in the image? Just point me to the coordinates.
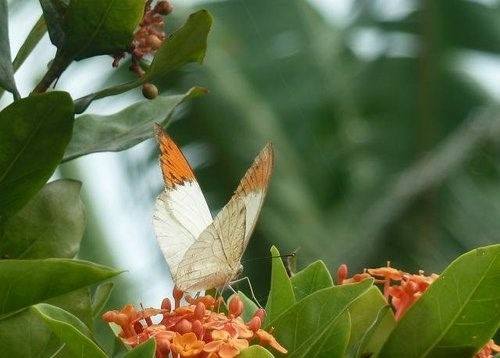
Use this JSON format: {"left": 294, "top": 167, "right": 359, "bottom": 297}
{"left": 175, "top": 198, "right": 247, "bottom": 291}
{"left": 153, "top": 124, "right": 213, "bottom": 279}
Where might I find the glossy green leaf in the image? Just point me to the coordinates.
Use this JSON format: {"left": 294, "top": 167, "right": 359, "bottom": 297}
{"left": 0, "top": 0, "right": 19, "bottom": 99}
{"left": 290, "top": 260, "right": 333, "bottom": 301}
{"left": 73, "top": 10, "right": 212, "bottom": 113}
{"left": 346, "top": 286, "right": 395, "bottom": 357}
{"left": 379, "top": 245, "right": 500, "bottom": 357}
{"left": 265, "top": 246, "right": 295, "bottom": 324}
{"left": 65, "top": 87, "right": 206, "bottom": 161}
{"left": 39, "top": 0, "right": 65, "bottom": 48}
{"left": 143, "top": 9, "right": 212, "bottom": 81}
{"left": 0, "top": 91, "right": 74, "bottom": 219}
{"left": 0, "top": 179, "right": 85, "bottom": 259}
{"left": 0, "top": 259, "right": 120, "bottom": 317}
{"left": 91, "top": 282, "right": 114, "bottom": 318}
{"left": 123, "top": 338, "right": 156, "bottom": 358}
{"left": 0, "top": 288, "right": 93, "bottom": 357}
{"left": 63, "top": 0, "right": 143, "bottom": 60}
{"left": 32, "top": 303, "right": 107, "bottom": 357}
{"left": 238, "top": 345, "right": 275, "bottom": 358}
{"left": 268, "top": 280, "right": 373, "bottom": 357}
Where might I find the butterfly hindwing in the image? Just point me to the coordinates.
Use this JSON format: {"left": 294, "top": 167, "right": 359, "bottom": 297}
{"left": 175, "top": 199, "right": 247, "bottom": 291}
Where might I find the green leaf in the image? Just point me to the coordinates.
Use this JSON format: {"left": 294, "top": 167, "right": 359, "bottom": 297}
{"left": 379, "top": 244, "right": 500, "bottom": 357}
{"left": 32, "top": 303, "right": 107, "bottom": 357}
{"left": 290, "top": 260, "right": 333, "bottom": 301}
{"left": 0, "top": 288, "right": 93, "bottom": 357}
{"left": 39, "top": 0, "right": 66, "bottom": 48}
{"left": 62, "top": 0, "right": 144, "bottom": 60}
{"left": 73, "top": 10, "right": 212, "bottom": 113}
{"left": 12, "top": 15, "right": 47, "bottom": 72}
{"left": 346, "top": 286, "right": 395, "bottom": 358}
{"left": 65, "top": 87, "right": 206, "bottom": 161}
{"left": 0, "top": 91, "right": 74, "bottom": 219}
{"left": 265, "top": 246, "right": 295, "bottom": 324}
{"left": 238, "top": 345, "right": 275, "bottom": 358}
{"left": 91, "top": 282, "right": 114, "bottom": 318}
{"left": 143, "top": 9, "right": 212, "bottom": 82}
{"left": 268, "top": 280, "right": 373, "bottom": 358}
{"left": 0, "top": 258, "right": 120, "bottom": 317}
{"left": 0, "top": 179, "right": 85, "bottom": 259}
{"left": 123, "top": 338, "right": 156, "bottom": 358}
{"left": 0, "top": 0, "right": 19, "bottom": 99}
{"left": 236, "top": 291, "right": 259, "bottom": 322}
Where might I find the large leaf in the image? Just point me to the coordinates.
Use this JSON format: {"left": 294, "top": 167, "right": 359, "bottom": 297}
{"left": 379, "top": 244, "right": 500, "bottom": 357}
{"left": 268, "top": 279, "right": 373, "bottom": 357}
{"left": 62, "top": 0, "right": 144, "bottom": 60}
{"left": 0, "top": 258, "right": 120, "bottom": 317}
{"left": 346, "top": 286, "right": 395, "bottom": 357}
{"left": 32, "top": 303, "right": 107, "bottom": 357}
{"left": 0, "top": 288, "right": 93, "bottom": 357}
{"left": 265, "top": 246, "right": 295, "bottom": 324}
{"left": 0, "top": 0, "right": 19, "bottom": 99}
{"left": 0, "top": 179, "right": 85, "bottom": 259}
{"left": 73, "top": 10, "right": 212, "bottom": 113}
{"left": 289, "top": 260, "right": 333, "bottom": 301}
{"left": 65, "top": 87, "right": 206, "bottom": 161}
{"left": 0, "top": 91, "right": 74, "bottom": 219}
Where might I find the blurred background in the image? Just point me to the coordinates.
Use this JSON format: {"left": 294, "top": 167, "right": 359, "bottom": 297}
{"left": 6, "top": 0, "right": 500, "bottom": 337}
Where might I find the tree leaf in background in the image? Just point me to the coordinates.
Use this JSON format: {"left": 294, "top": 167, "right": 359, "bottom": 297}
{"left": 265, "top": 246, "right": 295, "bottom": 324}
{"left": 38, "top": 0, "right": 66, "bottom": 48}
{"left": 379, "top": 244, "right": 500, "bottom": 357}
{"left": 268, "top": 280, "right": 373, "bottom": 357}
{"left": 0, "top": 179, "right": 85, "bottom": 259}
{"left": 0, "top": 259, "right": 120, "bottom": 317}
{"left": 0, "top": 0, "right": 19, "bottom": 99}
{"left": 32, "top": 303, "right": 107, "bottom": 358}
{"left": 123, "top": 338, "right": 156, "bottom": 358}
{"left": 62, "top": 0, "right": 143, "bottom": 60}
{"left": 143, "top": 9, "right": 212, "bottom": 82}
{"left": 73, "top": 10, "right": 212, "bottom": 113}
{"left": 289, "top": 260, "right": 333, "bottom": 301}
{"left": 65, "top": 87, "right": 206, "bottom": 161}
{"left": 0, "top": 91, "right": 74, "bottom": 219}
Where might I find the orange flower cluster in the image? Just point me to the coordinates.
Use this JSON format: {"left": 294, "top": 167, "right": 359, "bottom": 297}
{"left": 102, "top": 287, "right": 287, "bottom": 358}
{"left": 336, "top": 262, "right": 500, "bottom": 358}
{"left": 336, "top": 262, "right": 438, "bottom": 320}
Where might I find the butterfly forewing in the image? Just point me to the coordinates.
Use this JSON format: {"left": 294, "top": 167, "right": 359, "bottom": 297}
{"left": 232, "top": 143, "right": 274, "bottom": 248}
{"left": 175, "top": 199, "right": 247, "bottom": 291}
{"left": 153, "top": 124, "right": 213, "bottom": 278}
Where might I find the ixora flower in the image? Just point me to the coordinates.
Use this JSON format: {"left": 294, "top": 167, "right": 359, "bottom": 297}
{"left": 336, "top": 262, "right": 500, "bottom": 358}
{"left": 102, "top": 287, "right": 287, "bottom": 358}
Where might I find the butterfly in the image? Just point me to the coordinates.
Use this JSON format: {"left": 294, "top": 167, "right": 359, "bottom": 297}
{"left": 153, "top": 124, "right": 274, "bottom": 292}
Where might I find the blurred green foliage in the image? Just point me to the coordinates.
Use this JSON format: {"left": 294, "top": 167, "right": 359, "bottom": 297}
{"left": 154, "top": 0, "right": 500, "bottom": 298}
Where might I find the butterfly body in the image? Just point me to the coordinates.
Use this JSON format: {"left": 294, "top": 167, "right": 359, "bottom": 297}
{"left": 153, "top": 124, "right": 273, "bottom": 291}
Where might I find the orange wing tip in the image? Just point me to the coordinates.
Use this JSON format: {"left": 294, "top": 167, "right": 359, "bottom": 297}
{"left": 236, "top": 142, "right": 274, "bottom": 195}
{"left": 155, "top": 124, "right": 197, "bottom": 188}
